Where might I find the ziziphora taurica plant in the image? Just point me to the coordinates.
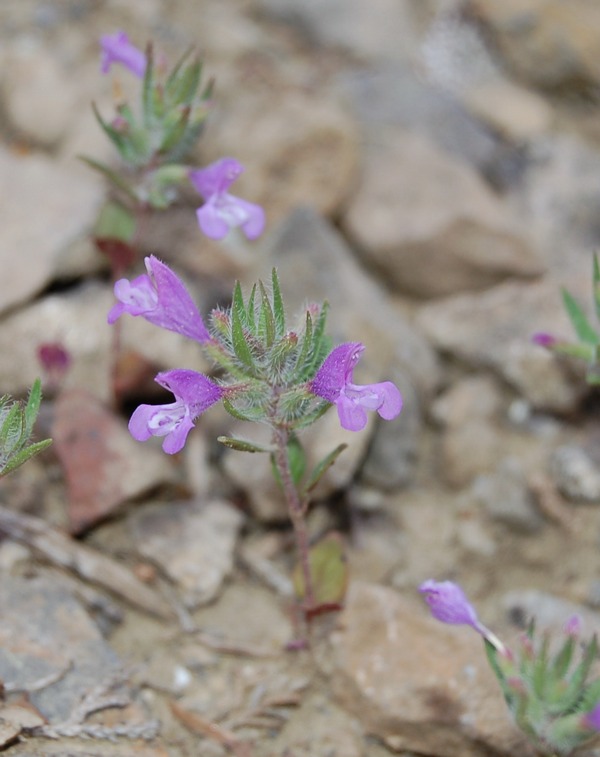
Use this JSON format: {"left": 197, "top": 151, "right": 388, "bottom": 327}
{"left": 533, "top": 253, "right": 600, "bottom": 385}
{"left": 87, "top": 32, "right": 265, "bottom": 242}
{"left": 420, "top": 580, "right": 600, "bottom": 756}
{"left": 0, "top": 379, "right": 51, "bottom": 477}
{"left": 109, "top": 256, "right": 402, "bottom": 638}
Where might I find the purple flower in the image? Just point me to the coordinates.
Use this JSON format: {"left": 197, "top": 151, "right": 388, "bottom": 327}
{"left": 309, "top": 342, "right": 402, "bottom": 432}
{"left": 582, "top": 702, "right": 600, "bottom": 731}
{"left": 129, "top": 369, "right": 223, "bottom": 454}
{"left": 189, "top": 158, "right": 265, "bottom": 241}
{"left": 107, "top": 255, "right": 210, "bottom": 343}
{"left": 532, "top": 332, "right": 557, "bottom": 348}
{"left": 100, "top": 31, "right": 146, "bottom": 78}
{"left": 419, "top": 579, "right": 506, "bottom": 651}
{"left": 419, "top": 579, "right": 480, "bottom": 628}
{"left": 563, "top": 614, "right": 582, "bottom": 637}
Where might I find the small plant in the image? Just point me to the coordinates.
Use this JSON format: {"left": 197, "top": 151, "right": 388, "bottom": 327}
{"left": 420, "top": 579, "right": 600, "bottom": 756}
{"left": 533, "top": 253, "right": 600, "bottom": 385}
{"left": 0, "top": 379, "right": 52, "bottom": 477}
{"left": 109, "top": 256, "right": 402, "bottom": 638}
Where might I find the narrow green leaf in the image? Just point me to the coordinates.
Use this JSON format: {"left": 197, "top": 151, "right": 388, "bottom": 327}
{"left": 550, "top": 635, "right": 575, "bottom": 682}
{"left": 168, "top": 58, "right": 202, "bottom": 106}
{"left": 78, "top": 156, "right": 139, "bottom": 202}
{"left": 217, "top": 436, "right": 271, "bottom": 453}
{"left": 231, "top": 283, "right": 255, "bottom": 368}
{"left": 222, "top": 398, "right": 264, "bottom": 423}
{"left": 484, "top": 639, "right": 516, "bottom": 707}
{"left": 91, "top": 104, "right": 135, "bottom": 161}
{"left": 159, "top": 105, "right": 191, "bottom": 153}
{"left": 1, "top": 404, "right": 25, "bottom": 455}
{"left": 562, "top": 288, "right": 599, "bottom": 344}
{"left": 164, "top": 118, "right": 206, "bottom": 162}
{"left": 531, "top": 632, "right": 550, "bottom": 700}
{"left": 555, "top": 634, "right": 598, "bottom": 712}
{"left": 304, "top": 444, "right": 348, "bottom": 495}
{"left": 165, "top": 45, "right": 194, "bottom": 91}
{"left": 287, "top": 434, "right": 306, "bottom": 487}
{"left": 594, "top": 253, "right": 600, "bottom": 321}
{"left": 258, "top": 281, "right": 275, "bottom": 347}
{"left": 142, "top": 42, "right": 155, "bottom": 128}
{"left": 271, "top": 269, "right": 285, "bottom": 337}
{"left": 247, "top": 284, "right": 257, "bottom": 332}
{"left": 24, "top": 378, "right": 43, "bottom": 436}
{"left": 292, "top": 533, "right": 348, "bottom": 606}
{"left": 1, "top": 439, "right": 52, "bottom": 477}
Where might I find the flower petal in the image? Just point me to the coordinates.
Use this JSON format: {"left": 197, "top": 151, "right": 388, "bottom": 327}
{"left": 336, "top": 395, "right": 368, "bottom": 432}
{"left": 196, "top": 203, "right": 230, "bottom": 240}
{"left": 154, "top": 369, "right": 223, "bottom": 414}
{"left": 189, "top": 158, "right": 243, "bottom": 199}
{"left": 372, "top": 381, "right": 403, "bottom": 420}
{"left": 100, "top": 31, "right": 146, "bottom": 77}
{"left": 311, "top": 343, "right": 364, "bottom": 403}
{"left": 419, "top": 579, "right": 479, "bottom": 627}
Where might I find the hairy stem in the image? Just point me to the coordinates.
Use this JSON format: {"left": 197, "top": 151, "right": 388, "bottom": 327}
{"left": 272, "top": 426, "right": 315, "bottom": 614}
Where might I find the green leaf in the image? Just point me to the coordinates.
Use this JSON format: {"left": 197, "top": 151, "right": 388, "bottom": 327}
{"left": 246, "top": 284, "right": 257, "bottom": 332}
{"left": 169, "top": 57, "right": 202, "bottom": 106}
{"left": 93, "top": 201, "right": 136, "bottom": 242}
{"left": 555, "top": 634, "right": 598, "bottom": 712}
{"left": 24, "top": 379, "right": 42, "bottom": 437}
{"left": 271, "top": 269, "right": 285, "bottom": 337}
{"left": 91, "top": 104, "right": 137, "bottom": 163}
{"left": 550, "top": 635, "right": 575, "bottom": 682}
{"left": 484, "top": 639, "right": 516, "bottom": 707}
{"left": 594, "top": 253, "right": 600, "bottom": 321}
{"left": 78, "top": 156, "right": 139, "bottom": 202}
{"left": 217, "top": 436, "right": 271, "bottom": 453}
{"left": 258, "top": 281, "right": 275, "bottom": 347}
{"left": 292, "top": 533, "right": 348, "bottom": 606}
{"left": 142, "top": 42, "right": 156, "bottom": 128}
{"left": 231, "top": 283, "right": 255, "bottom": 369}
{"left": 531, "top": 631, "right": 550, "bottom": 700}
{"left": 562, "top": 288, "right": 599, "bottom": 344}
{"left": 159, "top": 105, "right": 191, "bottom": 153}
{"left": 222, "top": 397, "right": 264, "bottom": 422}
{"left": 287, "top": 434, "right": 306, "bottom": 486}
{"left": 303, "top": 444, "right": 347, "bottom": 495}
{"left": 1, "top": 403, "right": 25, "bottom": 455}
{"left": 165, "top": 45, "right": 194, "bottom": 92}
{"left": 1, "top": 439, "right": 52, "bottom": 477}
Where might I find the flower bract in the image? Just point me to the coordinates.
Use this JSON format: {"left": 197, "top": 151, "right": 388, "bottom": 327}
{"left": 107, "top": 255, "right": 210, "bottom": 343}
{"left": 309, "top": 342, "right": 402, "bottom": 431}
{"left": 100, "top": 31, "right": 146, "bottom": 78}
{"left": 129, "top": 369, "right": 223, "bottom": 454}
{"left": 189, "top": 158, "right": 265, "bottom": 241}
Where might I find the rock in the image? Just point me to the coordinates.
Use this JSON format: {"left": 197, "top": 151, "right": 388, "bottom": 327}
{"left": 256, "top": 0, "right": 431, "bottom": 62}
{"left": 320, "top": 581, "right": 535, "bottom": 757}
{"left": 514, "top": 136, "right": 600, "bottom": 272}
{"left": 464, "top": 79, "right": 553, "bottom": 142}
{"left": 52, "top": 389, "right": 176, "bottom": 532}
{"left": 502, "top": 589, "right": 600, "bottom": 636}
{"left": 431, "top": 375, "right": 503, "bottom": 428}
{"left": 0, "top": 147, "right": 102, "bottom": 315}
{"left": 359, "top": 375, "right": 421, "bottom": 491}
{"left": 551, "top": 445, "right": 600, "bottom": 503}
{"left": 341, "top": 129, "right": 542, "bottom": 298}
{"left": 472, "top": 457, "right": 543, "bottom": 533}
{"left": 1, "top": 43, "right": 77, "bottom": 147}
{"left": 0, "top": 281, "right": 209, "bottom": 401}
{"left": 471, "top": 0, "right": 600, "bottom": 92}
{"left": 0, "top": 574, "right": 121, "bottom": 722}
{"left": 338, "top": 62, "right": 526, "bottom": 189}
{"left": 416, "top": 278, "right": 587, "bottom": 412}
{"left": 129, "top": 499, "right": 244, "bottom": 608}
{"left": 201, "top": 91, "right": 360, "bottom": 224}
{"left": 258, "top": 207, "right": 440, "bottom": 401}
{"left": 441, "top": 420, "right": 501, "bottom": 489}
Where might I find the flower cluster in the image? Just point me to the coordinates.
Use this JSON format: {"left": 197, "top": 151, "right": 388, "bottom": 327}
{"left": 94, "top": 32, "right": 265, "bottom": 241}
{"left": 109, "top": 256, "right": 402, "bottom": 453}
{"left": 420, "top": 579, "right": 600, "bottom": 756}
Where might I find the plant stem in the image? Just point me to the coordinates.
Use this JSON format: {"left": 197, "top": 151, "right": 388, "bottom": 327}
{"left": 272, "top": 426, "right": 315, "bottom": 615}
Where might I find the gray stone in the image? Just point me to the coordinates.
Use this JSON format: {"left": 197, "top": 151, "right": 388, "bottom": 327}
{"left": 0, "top": 148, "right": 102, "bottom": 315}
{"left": 441, "top": 420, "right": 501, "bottom": 489}
{"left": 341, "top": 129, "right": 542, "bottom": 299}
{"left": 472, "top": 457, "right": 543, "bottom": 533}
{"left": 551, "top": 445, "right": 600, "bottom": 503}
{"left": 416, "top": 278, "right": 587, "bottom": 412}
{"left": 338, "top": 62, "right": 526, "bottom": 188}
{"left": 431, "top": 374, "right": 503, "bottom": 428}
{"left": 129, "top": 499, "right": 244, "bottom": 608}
{"left": 0, "top": 575, "right": 121, "bottom": 722}
{"left": 502, "top": 589, "right": 600, "bottom": 636}
{"left": 1, "top": 43, "right": 77, "bottom": 147}
{"left": 472, "top": 0, "right": 600, "bottom": 92}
